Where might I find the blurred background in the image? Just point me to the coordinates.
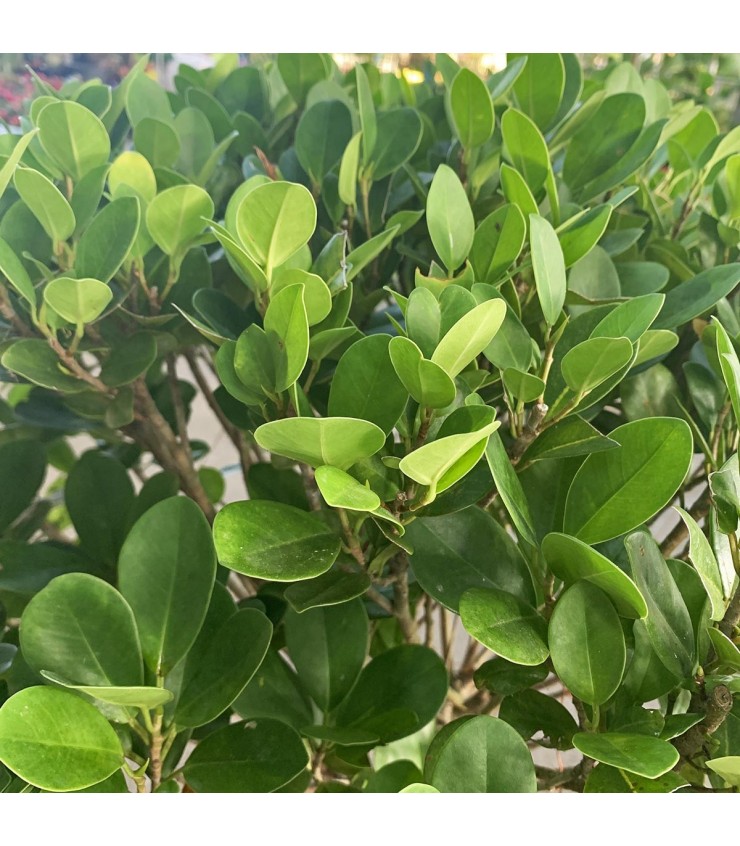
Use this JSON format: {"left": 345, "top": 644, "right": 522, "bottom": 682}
{"left": 1, "top": 52, "right": 738, "bottom": 129}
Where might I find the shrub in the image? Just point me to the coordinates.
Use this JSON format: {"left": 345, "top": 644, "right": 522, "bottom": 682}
{"left": 0, "top": 52, "right": 739, "bottom": 794}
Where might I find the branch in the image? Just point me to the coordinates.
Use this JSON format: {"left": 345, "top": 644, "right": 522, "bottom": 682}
{"left": 673, "top": 684, "right": 734, "bottom": 762}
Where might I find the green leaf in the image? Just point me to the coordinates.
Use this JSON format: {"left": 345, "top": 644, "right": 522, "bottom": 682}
{"left": 41, "top": 672, "right": 172, "bottom": 710}
{"left": 100, "top": 332, "right": 157, "bottom": 388}
{"left": 563, "top": 93, "right": 645, "bottom": 193}
{"left": 530, "top": 214, "right": 566, "bottom": 326}
{"left": 125, "top": 71, "right": 173, "bottom": 126}
{"left": 511, "top": 53, "right": 565, "bottom": 130}
{"left": 705, "top": 756, "right": 740, "bottom": 788}
{"left": 108, "top": 150, "right": 157, "bottom": 203}
{"left": 20, "top": 572, "right": 142, "bottom": 715}
{"left": 564, "top": 418, "right": 693, "bottom": 544}
{"left": 184, "top": 718, "right": 308, "bottom": 793}
{"left": 0, "top": 440, "right": 46, "bottom": 534}
{"left": 710, "top": 453, "right": 740, "bottom": 535}
{"left": 285, "top": 599, "right": 368, "bottom": 711}
{"left": 43, "top": 277, "right": 112, "bottom": 326}
{"left": 399, "top": 783, "right": 439, "bottom": 794}
{"left": 175, "top": 607, "right": 272, "bottom": 728}
{"left": 542, "top": 533, "right": 647, "bottom": 618}
{"left": 449, "top": 68, "right": 494, "bottom": 149}
{"left": 0, "top": 129, "right": 38, "bottom": 202}
{"left": 0, "top": 236, "right": 36, "bottom": 311}
{"left": 715, "top": 318, "right": 740, "bottom": 426}
{"left": 315, "top": 466, "right": 381, "bottom": 512}
{"left": 625, "top": 530, "right": 695, "bottom": 678}
{"left": 591, "top": 293, "right": 665, "bottom": 342}
{"left": 707, "top": 628, "right": 740, "bottom": 671}
{"left": 263, "top": 283, "right": 309, "bottom": 392}
{"left": 559, "top": 204, "right": 613, "bottom": 267}
{"left": 561, "top": 336, "right": 633, "bottom": 395}
{"left": 296, "top": 99, "right": 353, "bottom": 185}
{"left": 338, "top": 131, "right": 362, "bottom": 207}
{"left": 65, "top": 450, "right": 134, "bottom": 569}
{"left": 1, "top": 339, "right": 87, "bottom": 393}
{"left": 425, "top": 715, "right": 535, "bottom": 792}
{"left": 459, "top": 587, "right": 549, "bottom": 666}
{"left": 521, "top": 416, "right": 619, "bottom": 464}
{"left": 498, "top": 688, "right": 578, "bottom": 749}
{"left": 213, "top": 500, "right": 340, "bottom": 581}
{"left": 118, "top": 497, "right": 216, "bottom": 676}
{"left": 484, "top": 433, "right": 537, "bottom": 546}
{"left": 426, "top": 164, "right": 474, "bottom": 274}
{"left": 0, "top": 687, "right": 123, "bottom": 792}
{"left": 284, "top": 569, "right": 371, "bottom": 613}
{"left": 585, "top": 764, "right": 687, "bottom": 793}
{"left": 405, "top": 507, "right": 535, "bottom": 612}
{"left": 500, "top": 164, "right": 538, "bottom": 219}
{"left": 470, "top": 204, "right": 526, "bottom": 283}
{"left": 389, "top": 336, "right": 456, "bottom": 409}
{"left": 399, "top": 420, "right": 500, "bottom": 504}
{"left": 674, "top": 507, "right": 725, "bottom": 621}
{"left": 366, "top": 108, "right": 422, "bottom": 181}
{"left": 146, "top": 184, "right": 214, "bottom": 257}
{"left": 501, "top": 108, "right": 550, "bottom": 193}
{"left": 134, "top": 117, "right": 181, "bottom": 168}
{"left": 473, "top": 658, "right": 548, "bottom": 697}
{"left": 431, "top": 299, "right": 506, "bottom": 377}
{"left": 37, "top": 101, "right": 111, "bottom": 182}
{"left": 336, "top": 644, "right": 448, "bottom": 742}
{"left": 502, "top": 368, "right": 545, "bottom": 403}
{"left": 271, "top": 269, "right": 330, "bottom": 326}
{"left": 328, "top": 334, "right": 407, "bottom": 433}
{"left": 573, "top": 732, "right": 679, "bottom": 779}
{"left": 548, "top": 581, "right": 626, "bottom": 705}
{"left": 345, "top": 226, "right": 400, "bottom": 282}
{"left": 75, "top": 197, "right": 140, "bottom": 282}
{"left": 13, "top": 167, "right": 75, "bottom": 242}
{"left": 654, "top": 265, "right": 740, "bottom": 329}
{"left": 355, "top": 64, "right": 376, "bottom": 166}
{"left": 254, "top": 417, "right": 386, "bottom": 470}
{"left": 236, "top": 181, "right": 316, "bottom": 277}
{"left": 277, "top": 53, "right": 330, "bottom": 106}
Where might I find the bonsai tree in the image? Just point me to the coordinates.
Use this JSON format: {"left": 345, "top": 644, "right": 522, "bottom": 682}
{"left": 0, "top": 52, "right": 739, "bottom": 793}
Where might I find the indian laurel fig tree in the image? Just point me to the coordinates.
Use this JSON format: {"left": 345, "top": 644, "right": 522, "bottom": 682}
{"left": 0, "top": 51, "right": 739, "bottom": 794}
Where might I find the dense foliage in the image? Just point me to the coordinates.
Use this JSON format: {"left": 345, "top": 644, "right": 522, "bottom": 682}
{"left": 0, "top": 52, "right": 739, "bottom": 794}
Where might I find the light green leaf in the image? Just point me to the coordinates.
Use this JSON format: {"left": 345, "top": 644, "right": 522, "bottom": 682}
{"left": 503, "top": 368, "right": 545, "bottom": 403}
{"left": 43, "top": 277, "right": 112, "bottom": 326}
{"left": 573, "top": 732, "right": 679, "bottom": 779}
{"left": 715, "top": 318, "right": 740, "bottom": 426}
{"left": 37, "top": 101, "right": 111, "bottom": 182}
{"left": 0, "top": 236, "right": 36, "bottom": 311}
{"left": 338, "top": 131, "right": 362, "bottom": 207}
{"left": 501, "top": 108, "right": 550, "bottom": 193}
{"left": 449, "top": 68, "right": 494, "bottom": 149}
{"left": 14, "top": 167, "right": 75, "bottom": 242}
{"left": 706, "top": 756, "right": 740, "bottom": 788}
{"left": 264, "top": 283, "right": 309, "bottom": 392}
{"left": 674, "top": 507, "right": 725, "bottom": 621}
{"left": 146, "top": 184, "right": 214, "bottom": 257}
{"left": 485, "top": 433, "right": 537, "bottom": 547}
{"left": 427, "top": 164, "right": 474, "bottom": 274}
{"left": 355, "top": 64, "right": 376, "bottom": 165}
{"left": 0, "top": 687, "right": 123, "bottom": 792}
{"left": 40, "top": 672, "right": 172, "bottom": 710}
{"left": 431, "top": 299, "right": 506, "bottom": 377}
{"left": 254, "top": 417, "right": 386, "bottom": 470}
{"left": 0, "top": 129, "right": 38, "bottom": 201}
{"left": 561, "top": 336, "right": 633, "bottom": 395}
{"left": 399, "top": 420, "right": 500, "bottom": 504}
{"left": 389, "top": 336, "right": 456, "bottom": 409}
{"left": 470, "top": 204, "right": 526, "bottom": 283}
{"left": 500, "top": 163, "right": 538, "bottom": 220}
{"left": 315, "top": 466, "right": 381, "bottom": 512}
{"left": 236, "top": 181, "right": 316, "bottom": 277}
{"left": 530, "top": 214, "right": 566, "bottom": 326}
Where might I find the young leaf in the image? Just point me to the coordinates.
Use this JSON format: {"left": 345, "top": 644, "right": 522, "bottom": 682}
{"left": 449, "top": 68, "right": 495, "bottom": 149}
{"left": 0, "top": 687, "right": 123, "bottom": 792}
{"left": 530, "top": 214, "right": 566, "bottom": 326}
{"left": 37, "top": 101, "right": 111, "bottom": 181}
{"left": 561, "top": 336, "right": 633, "bottom": 395}
{"left": 263, "top": 283, "right": 309, "bottom": 392}
{"left": 674, "top": 507, "right": 725, "bottom": 621}
{"left": 426, "top": 164, "right": 474, "bottom": 274}
{"left": 389, "top": 336, "right": 456, "bottom": 409}
{"left": 146, "top": 184, "right": 213, "bottom": 257}
{"left": 501, "top": 108, "right": 550, "bottom": 193}
{"left": 431, "top": 299, "right": 506, "bottom": 377}
{"left": 315, "top": 466, "right": 381, "bottom": 513}
{"left": 43, "top": 277, "right": 112, "bottom": 325}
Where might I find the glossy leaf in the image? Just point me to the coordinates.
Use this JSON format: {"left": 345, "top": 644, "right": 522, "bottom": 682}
{"left": 573, "top": 732, "right": 679, "bottom": 779}
{"left": 43, "top": 277, "right": 112, "bottom": 326}
{"left": 427, "top": 164, "right": 474, "bottom": 274}
{"left": 213, "top": 500, "right": 341, "bottom": 581}
{"left": 564, "top": 418, "right": 693, "bottom": 544}
{"left": 431, "top": 299, "right": 506, "bottom": 377}
{"left": 37, "top": 101, "right": 111, "bottom": 181}
{"left": 530, "top": 214, "right": 566, "bottom": 326}
{"left": 450, "top": 68, "right": 494, "bottom": 149}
